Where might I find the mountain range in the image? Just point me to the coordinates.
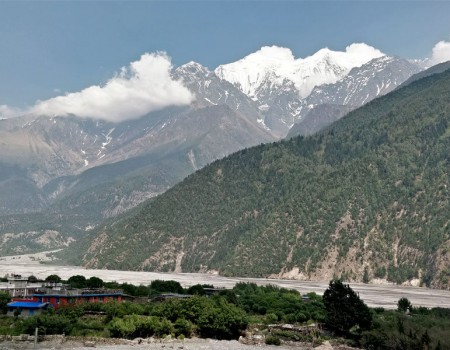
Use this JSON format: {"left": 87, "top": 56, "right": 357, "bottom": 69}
{"left": 0, "top": 43, "right": 431, "bottom": 257}
{"left": 76, "top": 66, "right": 450, "bottom": 289}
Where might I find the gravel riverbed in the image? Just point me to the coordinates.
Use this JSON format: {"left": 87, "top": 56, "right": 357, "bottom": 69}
{"left": 2, "top": 251, "right": 450, "bottom": 309}
{"left": 0, "top": 337, "right": 317, "bottom": 350}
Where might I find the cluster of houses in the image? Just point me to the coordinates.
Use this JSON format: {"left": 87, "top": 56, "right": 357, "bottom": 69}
{"left": 0, "top": 274, "right": 132, "bottom": 317}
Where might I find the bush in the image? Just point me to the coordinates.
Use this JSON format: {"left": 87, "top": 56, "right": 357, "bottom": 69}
{"left": 71, "top": 317, "right": 105, "bottom": 337}
{"left": 232, "top": 282, "right": 315, "bottom": 322}
{"left": 108, "top": 315, "right": 174, "bottom": 339}
{"left": 265, "top": 313, "right": 278, "bottom": 324}
{"left": 0, "top": 292, "right": 11, "bottom": 315}
{"left": 397, "top": 297, "right": 412, "bottom": 313}
{"left": 195, "top": 297, "right": 248, "bottom": 339}
{"left": 186, "top": 284, "right": 213, "bottom": 296}
{"left": 149, "top": 280, "right": 184, "bottom": 295}
{"left": 21, "top": 314, "right": 74, "bottom": 335}
{"left": 174, "top": 318, "right": 192, "bottom": 337}
{"left": 265, "top": 335, "right": 281, "bottom": 345}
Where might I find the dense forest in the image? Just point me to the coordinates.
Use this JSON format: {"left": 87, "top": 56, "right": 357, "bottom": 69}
{"left": 76, "top": 68, "right": 450, "bottom": 288}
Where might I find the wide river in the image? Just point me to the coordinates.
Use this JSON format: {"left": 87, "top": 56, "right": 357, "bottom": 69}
{"left": 1, "top": 251, "right": 450, "bottom": 310}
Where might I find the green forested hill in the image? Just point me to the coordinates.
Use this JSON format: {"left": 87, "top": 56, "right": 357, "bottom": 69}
{"left": 79, "top": 69, "right": 450, "bottom": 288}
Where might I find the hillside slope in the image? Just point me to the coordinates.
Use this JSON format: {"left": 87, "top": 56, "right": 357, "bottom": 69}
{"left": 287, "top": 104, "right": 354, "bottom": 137}
{"left": 0, "top": 60, "right": 276, "bottom": 255}
{"left": 397, "top": 60, "right": 450, "bottom": 89}
{"left": 79, "top": 69, "right": 450, "bottom": 288}
{"left": 0, "top": 102, "right": 274, "bottom": 254}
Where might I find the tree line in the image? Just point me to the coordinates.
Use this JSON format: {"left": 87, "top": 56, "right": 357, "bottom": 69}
{"left": 0, "top": 276, "right": 449, "bottom": 349}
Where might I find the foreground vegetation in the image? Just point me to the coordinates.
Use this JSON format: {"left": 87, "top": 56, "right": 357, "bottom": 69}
{"left": 1, "top": 276, "right": 449, "bottom": 349}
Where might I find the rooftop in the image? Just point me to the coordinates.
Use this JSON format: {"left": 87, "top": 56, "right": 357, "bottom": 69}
{"left": 8, "top": 301, "right": 49, "bottom": 309}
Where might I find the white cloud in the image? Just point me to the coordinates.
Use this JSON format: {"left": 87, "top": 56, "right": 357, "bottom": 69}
{"left": 32, "top": 52, "right": 194, "bottom": 122}
{"left": 0, "top": 105, "right": 23, "bottom": 119}
{"left": 429, "top": 41, "right": 450, "bottom": 65}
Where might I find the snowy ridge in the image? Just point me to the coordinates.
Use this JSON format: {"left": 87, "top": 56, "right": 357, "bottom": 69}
{"left": 304, "top": 56, "right": 423, "bottom": 110}
{"left": 173, "top": 61, "right": 273, "bottom": 135}
{"left": 215, "top": 43, "right": 384, "bottom": 100}
{"left": 172, "top": 44, "right": 421, "bottom": 138}
{"left": 286, "top": 55, "right": 423, "bottom": 138}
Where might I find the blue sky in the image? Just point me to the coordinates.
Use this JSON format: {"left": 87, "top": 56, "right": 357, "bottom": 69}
{"left": 0, "top": 1, "right": 449, "bottom": 107}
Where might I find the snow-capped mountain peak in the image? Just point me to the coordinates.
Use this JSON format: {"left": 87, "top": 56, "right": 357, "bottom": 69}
{"left": 214, "top": 46, "right": 293, "bottom": 98}
{"left": 174, "top": 61, "right": 212, "bottom": 84}
{"left": 215, "top": 43, "right": 385, "bottom": 100}
{"left": 177, "top": 61, "right": 210, "bottom": 74}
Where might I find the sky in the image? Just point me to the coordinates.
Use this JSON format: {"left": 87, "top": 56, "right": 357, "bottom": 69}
{"left": 0, "top": 0, "right": 449, "bottom": 112}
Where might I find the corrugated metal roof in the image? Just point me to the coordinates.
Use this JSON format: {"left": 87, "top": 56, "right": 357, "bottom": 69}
{"left": 7, "top": 301, "right": 48, "bottom": 309}
{"left": 33, "top": 293, "right": 123, "bottom": 297}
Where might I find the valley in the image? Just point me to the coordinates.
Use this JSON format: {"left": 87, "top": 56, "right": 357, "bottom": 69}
{"left": 2, "top": 4, "right": 450, "bottom": 350}
{"left": 1, "top": 44, "right": 449, "bottom": 291}
{"left": 77, "top": 67, "right": 450, "bottom": 289}
{"left": 1, "top": 251, "right": 450, "bottom": 309}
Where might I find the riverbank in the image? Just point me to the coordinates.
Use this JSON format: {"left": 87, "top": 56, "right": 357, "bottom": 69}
{"left": 0, "top": 335, "right": 359, "bottom": 350}
{"left": 2, "top": 251, "right": 450, "bottom": 309}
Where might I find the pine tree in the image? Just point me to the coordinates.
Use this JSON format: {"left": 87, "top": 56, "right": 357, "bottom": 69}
{"left": 323, "top": 279, "right": 372, "bottom": 335}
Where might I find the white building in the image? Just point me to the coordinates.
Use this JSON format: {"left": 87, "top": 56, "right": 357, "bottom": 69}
{"left": 0, "top": 274, "right": 42, "bottom": 298}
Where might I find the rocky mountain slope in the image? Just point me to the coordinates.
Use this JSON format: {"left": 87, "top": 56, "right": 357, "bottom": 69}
{"left": 287, "top": 56, "right": 422, "bottom": 137}
{"left": 78, "top": 68, "right": 450, "bottom": 289}
{"left": 0, "top": 46, "right": 423, "bottom": 218}
{"left": 304, "top": 56, "right": 422, "bottom": 108}
{"left": 287, "top": 104, "right": 354, "bottom": 137}
{"left": 0, "top": 64, "right": 273, "bottom": 204}
{"left": 0, "top": 45, "right": 428, "bottom": 255}
{"left": 215, "top": 45, "right": 422, "bottom": 136}
{"left": 0, "top": 63, "right": 275, "bottom": 254}
{"left": 397, "top": 60, "right": 450, "bottom": 89}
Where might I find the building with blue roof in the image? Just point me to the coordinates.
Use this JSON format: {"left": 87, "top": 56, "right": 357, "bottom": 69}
{"left": 7, "top": 301, "right": 50, "bottom": 317}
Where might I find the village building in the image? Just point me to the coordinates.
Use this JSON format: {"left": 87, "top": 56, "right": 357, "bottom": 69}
{"left": 6, "top": 301, "right": 50, "bottom": 317}
{"left": 0, "top": 274, "right": 42, "bottom": 298}
{"left": 2, "top": 274, "right": 133, "bottom": 316}
{"left": 32, "top": 290, "right": 132, "bottom": 308}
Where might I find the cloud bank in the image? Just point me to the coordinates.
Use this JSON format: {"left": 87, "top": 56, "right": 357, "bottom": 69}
{"left": 32, "top": 52, "right": 194, "bottom": 122}
{"left": 0, "top": 105, "right": 23, "bottom": 119}
{"left": 429, "top": 40, "right": 450, "bottom": 65}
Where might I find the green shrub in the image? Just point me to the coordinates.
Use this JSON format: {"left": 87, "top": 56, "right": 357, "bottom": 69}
{"left": 108, "top": 315, "right": 173, "bottom": 339}
{"left": 265, "top": 335, "right": 281, "bottom": 345}
{"left": 174, "top": 318, "right": 192, "bottom": 337}
{"left": 149, "top": 280, "right": 184, "bottom": 295}
{"left": 397, "top": 297, "right": 412, "bottom": 313}
{"left": 265, "top": 313, "right": 278, "bottom": 324}
{"left": 21, "top": 314, "right": 74, "bottom": 335}
{"left": 0, "top": 292, "right": 10, "bottom": 315}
